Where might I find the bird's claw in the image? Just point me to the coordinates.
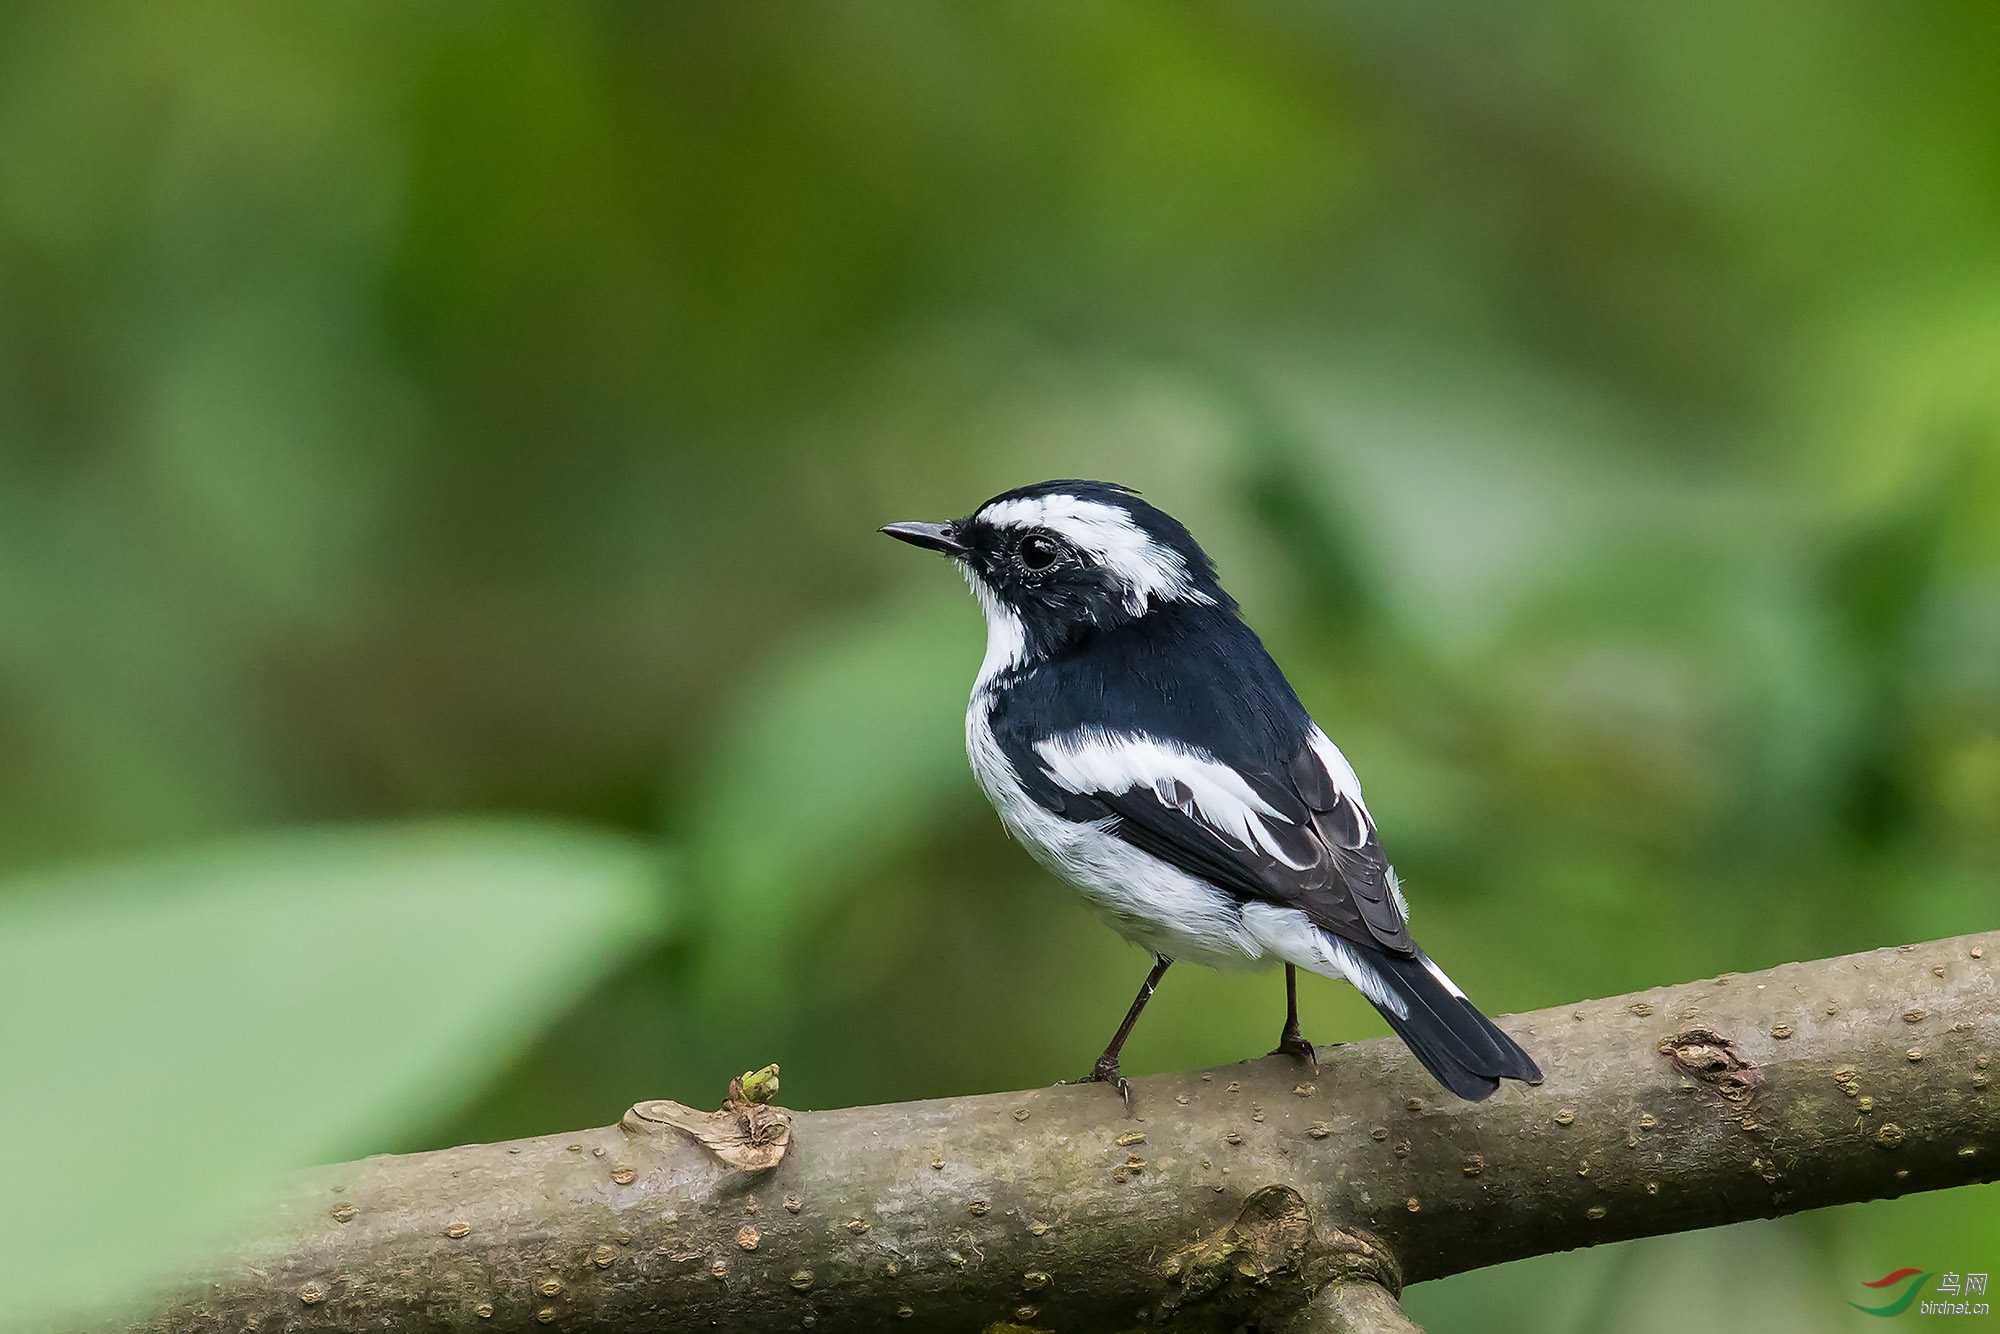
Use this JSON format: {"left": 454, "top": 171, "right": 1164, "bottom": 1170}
{"left": 1271, "top": 1028, "right": 1319, "bottom": 1074}
{"left": 1059, "top": 1057, "right": 1136, "bottom": 1116}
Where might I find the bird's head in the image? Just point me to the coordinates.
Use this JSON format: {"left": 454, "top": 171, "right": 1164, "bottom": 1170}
{"left": 883, "top": 480, "right": 1229, "bottom": 671}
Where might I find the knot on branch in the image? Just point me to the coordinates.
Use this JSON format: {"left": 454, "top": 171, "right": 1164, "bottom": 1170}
{"left": 1157, "top": 1186, "right": 1401, "bottom": 1328}
{"left": 621, "top": 1065, "right": 793, "bottom": 1170}
{"left": 1658, "top": 1028, "right": 1761, "bottom": 1106}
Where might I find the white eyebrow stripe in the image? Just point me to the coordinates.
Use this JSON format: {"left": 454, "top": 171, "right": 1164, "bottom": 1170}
{"left": 1034, "top": 727, "right": 1313, "bottom": 869}
{"left": 978, "top": 494, "right": 1213, "bottom": 614}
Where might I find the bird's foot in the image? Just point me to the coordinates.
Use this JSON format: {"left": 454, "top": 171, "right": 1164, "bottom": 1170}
{"left": 1059, "top": 1054, "right": 1135, "bottom": 1116}
{"left": 1271, "top": 1026, "right": 1320, "bottom": 1074}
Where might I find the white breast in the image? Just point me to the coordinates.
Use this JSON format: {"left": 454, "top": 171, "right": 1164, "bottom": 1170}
{"left": 964, "top": 689, "right": 1263, "bottom": 968}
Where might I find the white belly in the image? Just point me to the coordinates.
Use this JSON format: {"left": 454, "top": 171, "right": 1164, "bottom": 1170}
{"left": 966, "top": 692, "right": 1266, "bottom": 969}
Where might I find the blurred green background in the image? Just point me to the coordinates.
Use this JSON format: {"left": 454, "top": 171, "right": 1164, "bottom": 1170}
{"left": 2, "top": 3, "right": 1997, "bottom": 1330}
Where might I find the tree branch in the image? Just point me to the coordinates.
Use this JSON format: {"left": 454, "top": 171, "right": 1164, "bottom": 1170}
{"left": 134, "top": 931, "right": 1995, "bottom": 1333}
{"left": 1284, "top": 1280, "right": 1425, "bottom": 1334}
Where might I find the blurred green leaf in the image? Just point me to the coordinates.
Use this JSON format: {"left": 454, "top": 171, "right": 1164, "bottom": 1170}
{"left": 690, "top": 590, "right": 977, "bottom": 978}
{"left": 0, "top": 820, "right": 667, "bottom": 1330}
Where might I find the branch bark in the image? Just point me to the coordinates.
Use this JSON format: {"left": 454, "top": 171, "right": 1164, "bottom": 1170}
{"left": 134, "top": 931, "right": 1996, "bottom": 1333}
{"left": 1284, "top": 1281, "right": 1425, "bottom": 1334}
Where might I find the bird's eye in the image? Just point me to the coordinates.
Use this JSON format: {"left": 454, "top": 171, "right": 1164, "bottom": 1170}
{"left": 1019, "top": 534, "right": 1060, "bottom": 571}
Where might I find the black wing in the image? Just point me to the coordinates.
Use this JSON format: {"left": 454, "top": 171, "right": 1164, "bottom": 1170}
{"left": 1021, "top": 728, "right": 1416, "bottom": 958}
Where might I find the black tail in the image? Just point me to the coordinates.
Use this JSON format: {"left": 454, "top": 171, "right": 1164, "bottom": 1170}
{"left": 1361, "top": 948, "right": 1542, "bottom": 1101}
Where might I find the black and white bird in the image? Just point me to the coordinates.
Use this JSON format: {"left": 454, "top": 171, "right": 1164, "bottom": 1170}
{"left": 883, "top": 480, "right": 1541, "bottom": 1109}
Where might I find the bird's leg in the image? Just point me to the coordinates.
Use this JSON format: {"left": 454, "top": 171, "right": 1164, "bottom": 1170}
{"left": 1271, "top": 964, "right": 1319, "bottom": 1072}
{"left": 1066, "top": 955, "right": 1171, "bottom": 1115}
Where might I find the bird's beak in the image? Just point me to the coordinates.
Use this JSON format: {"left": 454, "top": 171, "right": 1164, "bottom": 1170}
{"left": 879, "top": 521, "right": 967, "bottom": 556}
